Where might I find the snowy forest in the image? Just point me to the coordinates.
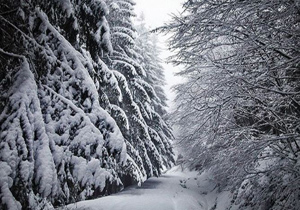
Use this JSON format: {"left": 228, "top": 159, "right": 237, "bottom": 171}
{"left": 167, "top": 0, "right": 300, "bottom": 209}
{"left": 0, "top": 0, "right": 175, "bottom": 209}
{"left": 0, "top": 0, "right": 300, "bottom": 210}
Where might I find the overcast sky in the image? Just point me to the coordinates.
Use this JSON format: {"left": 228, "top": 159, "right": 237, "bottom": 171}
{"left": 134, "top": 0, "right": 184, "bottom": 110}
{"left": 134, "top": 0, "right": 183, "bottom": 29}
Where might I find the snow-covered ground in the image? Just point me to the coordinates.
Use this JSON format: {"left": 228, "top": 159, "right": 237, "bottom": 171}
{"left": 61, "top": 166, "right": 234, "bottom": 210}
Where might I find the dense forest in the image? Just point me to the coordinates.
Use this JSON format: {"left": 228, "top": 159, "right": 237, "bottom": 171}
{"left": 167, "top": 0, "right": 300, "bottom": 209}
{"left": 0, "top": 0, "right": 175, "bottom": 209}
{"left": 1, "top": 0, "right": 300, "bottom": 209}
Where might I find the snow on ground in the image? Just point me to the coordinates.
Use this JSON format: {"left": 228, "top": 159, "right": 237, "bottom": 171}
{"left": 61, "top": 166, "right": 233, "bottom": 210}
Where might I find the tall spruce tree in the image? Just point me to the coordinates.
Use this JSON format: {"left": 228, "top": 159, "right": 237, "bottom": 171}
{"left": 0, "top": 0, "right": 126, "bottom": 208}
{"left": 135, "top": 17, "right": 175, "bottom": 169}
{"left": 104, "top": 0, "right": 175, "bottom": 185}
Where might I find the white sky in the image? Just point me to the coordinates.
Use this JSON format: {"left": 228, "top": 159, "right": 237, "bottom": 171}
{"left": 134, "top": 0, "right": 183, "bottom": 29}
{"left": 134, "top": 0, "right": 184, "bottom": 110}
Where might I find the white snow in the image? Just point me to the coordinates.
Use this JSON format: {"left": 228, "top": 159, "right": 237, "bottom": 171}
{"left": 62, "top": 166, "right": 234, "bottom": 210}
{"left": 37, "top": 9, "right": 127, "bottom": 163}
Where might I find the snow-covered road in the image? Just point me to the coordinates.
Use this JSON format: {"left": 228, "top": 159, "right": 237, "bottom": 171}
{"left": 65, "top": 167, "right": 210, "bottom": 210}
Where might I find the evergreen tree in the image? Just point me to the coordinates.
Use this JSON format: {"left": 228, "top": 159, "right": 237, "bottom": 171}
{"left": 104, "top": 0, "right": 175, "bottom": 185}
{"left": 135, "top": 17, "right": 175, "bottom": 169}
{"left": 0, "top": 0, "right": 125, "bottom": 208}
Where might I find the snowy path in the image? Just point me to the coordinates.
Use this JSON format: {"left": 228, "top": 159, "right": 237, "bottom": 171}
{"left": 65, "top": 167, "right": 210, "bottom": 210}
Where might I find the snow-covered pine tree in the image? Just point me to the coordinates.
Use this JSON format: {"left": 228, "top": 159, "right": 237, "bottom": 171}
{"left": 0, "top": 0, "right": 126, "bottom": 208}
{"left": 135, "top": 16, "right": 168, "bottom": 110}
{"left": 135, "top": 17, "right": 175, "bottom": 169}
{"left": 103, "top": 0, "right": 175, "bottom": 186}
